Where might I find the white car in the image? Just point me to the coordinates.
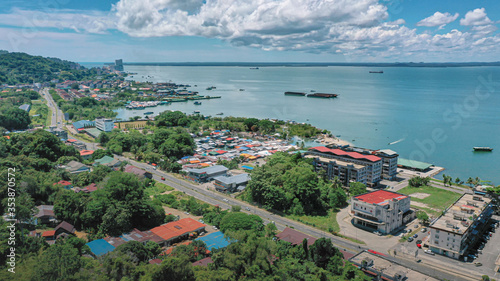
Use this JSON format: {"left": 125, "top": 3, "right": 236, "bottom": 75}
{"left": 424, "top": 250, "right": 435, "bottom": 255}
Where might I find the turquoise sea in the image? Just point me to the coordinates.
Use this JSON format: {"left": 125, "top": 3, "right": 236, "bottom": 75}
{"left": 114, "top": 65, "right": 500, "bottom": 185}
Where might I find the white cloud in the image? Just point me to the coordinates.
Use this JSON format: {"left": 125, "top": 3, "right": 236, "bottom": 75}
{"left": 416, "top": 12, "right": 459, "bottom": 29}
{"left": 0, "top": 8, "right": 114, "bottom": 34}
{"left": 460, "top": 8, "right": 493, "bottom": 26}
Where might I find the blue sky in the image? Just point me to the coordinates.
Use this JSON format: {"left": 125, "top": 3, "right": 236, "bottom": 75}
{"left": 0, "top": 0, "right": 499, "bottom": 62}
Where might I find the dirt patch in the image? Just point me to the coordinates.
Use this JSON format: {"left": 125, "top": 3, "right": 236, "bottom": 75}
{"left": 410, "top": 201, "right": 440, "bottom": 212}
{"left": 409, "top": 192, "right": 431, "bottom": 199}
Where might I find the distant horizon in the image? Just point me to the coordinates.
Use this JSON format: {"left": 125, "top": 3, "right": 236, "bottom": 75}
{"left": 78, "top": 61, "right": 500, "bottom": 67}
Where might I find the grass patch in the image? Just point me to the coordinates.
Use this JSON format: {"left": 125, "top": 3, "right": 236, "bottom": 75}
{"left": 287, "top": 210, "right": 340, "bottom": 234}
{"left": 145, "top": 182, "right": 174, "bottom": 197}
{"left": 29, "top": 100, "right": 50, "bottom": 127}
{"left": 411, "top": 205, "right": 440, "bottom": 218}
{"left": 398, "top": 185, "right": 461, "bottom": 212}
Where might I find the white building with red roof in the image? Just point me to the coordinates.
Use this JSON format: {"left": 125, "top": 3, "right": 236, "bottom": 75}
{"left": 307, "top": 146, "right": 383, "bottom": 187}
{"left": 351, "top": 190, "right": 413, "bottom": 234}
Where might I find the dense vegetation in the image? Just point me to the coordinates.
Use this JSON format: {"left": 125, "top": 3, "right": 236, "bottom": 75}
{"left": 99, "top": 126, "right": 194, "bottom": 171}
{"left": 54, "top": 172, "right": 165, "bottom": 237}
{"left": 243, "top": 152, "right": 347, "bottom": 216}
{"left": 0, "top": 51, "right": 96, "bottom": 84}
{"left": 58, "top": 96, "right": 120, "bottom": 121}
{"left": 155, "top": 110, "right": 327, "bottom": 139}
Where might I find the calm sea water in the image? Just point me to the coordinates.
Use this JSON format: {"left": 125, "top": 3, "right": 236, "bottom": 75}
{"left": 114, "top": 65, "right": 500, "bottom": 185}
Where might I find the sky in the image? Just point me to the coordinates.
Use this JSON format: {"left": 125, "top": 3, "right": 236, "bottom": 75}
{"left": 0, "top": 0, "right": 499, "bottom": 62}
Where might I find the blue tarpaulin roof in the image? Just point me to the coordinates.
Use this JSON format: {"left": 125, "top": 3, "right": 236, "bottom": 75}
{"left": 196, "top": 231, "right": 231, "bottom": 251}
{"left": 87, "top": 239, "right": 115, "bottom": 256}
{"left": 242, "top": 165, "right": 254, "bottom": 170}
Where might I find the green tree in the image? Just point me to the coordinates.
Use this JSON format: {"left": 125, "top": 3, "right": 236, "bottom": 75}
{"left": 416, "top": 211, "right": 429, "bottom": 224}
{"left": 31, "top": 242, "right": 83, "bottom": 281}
{"left": 219, "top": 212, "right": 264, "bottom": 234}
{"left": 349, "top": 182, "right": 367, "bottom": 197}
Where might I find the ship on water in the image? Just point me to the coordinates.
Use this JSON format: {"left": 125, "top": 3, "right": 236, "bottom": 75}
{"left": 369, "top": 70, "right": 384, "bottom": 73}
{"left": 284, "top": 91, "right": 306, "bottom": 96}
{"left": 144, "top": 111, "right": 154, "bottom": 115}
{"left": 306, "top": 93, "right": 338, "bottom": 98}
{"left": 473, "top": 147, "right": 493, "bottom": 151}
{"left": 194, "top": 101, "right": 202, "bottom": 105}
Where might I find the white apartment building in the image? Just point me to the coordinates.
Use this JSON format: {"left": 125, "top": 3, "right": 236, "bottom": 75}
{"left": 428, "top": 194, "right": 493, "bottom": 260}
{"left": 95, "top": 118, "right": 114, "bottom": 132}
{"left": 351, "top": 190, "right": 413, "bottom": 234}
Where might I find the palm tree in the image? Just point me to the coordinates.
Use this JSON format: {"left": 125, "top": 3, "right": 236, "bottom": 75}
{"left": 466, "top": 177, "right": 474, "bottom": 188}
{"left": 455, "top": 177, "right": 461, "bottom": 185}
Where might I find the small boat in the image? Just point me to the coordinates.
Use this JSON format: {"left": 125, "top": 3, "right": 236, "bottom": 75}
{"left": 250, "top": 67, "right": 259, "bottom": 69}
{"left": 194, "top": 110, "right": 201, "bottom": 114}
{"left": 144, "top": 111, "right": 154, "bottom": 115}
{"left": 310, "top": 90, "right": 316, "bottom": 92}
{"left": 369, "top": 70, "right": 383, "bottom": 73}
{"left": 216, "top": 112, "right": 224, "bottom": 115}
{"left": 239, "top": 89, "right": 245, "bottom": 91}
{"left": 473, "top": 147, "right": 493, "bottom": 151}
{"left": 194, "top": 101, "right": 202, "bottom": 105}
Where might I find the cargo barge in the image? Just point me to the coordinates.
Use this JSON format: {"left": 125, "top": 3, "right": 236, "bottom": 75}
{"left": 473, "top": 147, "right": 493, "bottom": 151}
{"left": 284, "top": 91, "right": 306, "bottom": 96}
{"left": 369, "top": 71, "right": 383, "bottom": 73}
{"left": 306, "top": 93, "right": 338, "bottom": 98}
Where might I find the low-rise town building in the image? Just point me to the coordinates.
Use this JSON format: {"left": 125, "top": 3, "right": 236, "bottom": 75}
{"left": 351, "top": 190, "right": 414, "bottom": 234}
{"left": 186, "top": 165, "right": 228, "bottom": 183}
{"left": 213, "top": 173, "right": 250, "bottom": 193}
{"left": 61, "top": 160, "right": 90, "bottom": 174}
{"left": 349, "top": 251, "right": 439, "bottom": 281}
{"left": 428, "top": 193, "right": 493, "bottom": 260}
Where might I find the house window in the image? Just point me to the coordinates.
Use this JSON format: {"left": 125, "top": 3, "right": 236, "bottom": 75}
{"left": 435, "top": 235, "right": 439, "bottom": 239}
{"left": 435, "top": 241, "right": 439, "bottom": 245}
{"left": 436, "top": 230, "right": 440, "bottom": 233}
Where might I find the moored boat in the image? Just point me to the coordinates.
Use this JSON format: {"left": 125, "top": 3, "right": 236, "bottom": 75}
{"left": 307, "top": 93, "right": 338, "bottom": 98}
{"left": 284, "top": 91, "right": 306, "bottom": 96}
{"left": 369, "top": 70, "right": 383, "bottom": 73}
{"left": 473, "top": 147, "right": 493, "bottom": 151}
{"left": 144, "top": 111, "right": 154, "bottom": 115}
{"left": 194, "top": 101, "right": 202, "bottom": 105}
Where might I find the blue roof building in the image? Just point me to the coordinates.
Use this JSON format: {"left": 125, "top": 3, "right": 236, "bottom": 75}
{"left": 196, "top": 231, "right": 231, "bottom": 251}
{"left": 87, "top": 239, "right": 115, "bottom": 256}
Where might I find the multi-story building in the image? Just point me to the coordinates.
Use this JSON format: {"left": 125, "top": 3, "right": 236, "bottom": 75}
{"left": 305, "top": 155, "right": 368, "bottom": 186}
{"left": 374, "top": 149, "right": 399, "bottom": 180}
{"left": 308, "top": 146, "right": 382, "bottom": 187}
{"left": 95, "top": 118, "right": 114, "bottom": 132}
{"left": 428, "top": 193, "right": 493, "bottom": 260}
{"left": 326, "top": 145, "right": 399, "bottom": 181}
{"left": 351, "top": 190, "right": 413, "bottom": 234}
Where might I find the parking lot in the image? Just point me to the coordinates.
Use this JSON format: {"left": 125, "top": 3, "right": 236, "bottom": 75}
{"left": 466, "top": 220, "right": 499, "bottom": 270}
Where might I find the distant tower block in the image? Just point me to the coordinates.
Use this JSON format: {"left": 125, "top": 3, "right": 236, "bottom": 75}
{"left": 115, "top": 59, "right": 124, "bottom": 71}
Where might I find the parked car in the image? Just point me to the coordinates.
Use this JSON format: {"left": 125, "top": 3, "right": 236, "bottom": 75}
{"left": 374, "top": 231, "right": 382, "bottom": 236}
{"left": 416, "top": 240, "right": 422, "bottom": 244}
{"left": 424, "top": 249, "right": 434, "bottom": 255}
{"left": 421, "top": 228, "right": 427, "bottom": 233}
{"left": 474, "top": 262, "right": 483, "bottom": 267}
{"left": 161, "top": 177, "right": 165, "bottom": 180}
{"left": 413, "top": 234, "right": 418, "bottom": 238}
{"left": 417, "top": 243, "right": 422, "bottom": 248}
{"left": 414, "top": 224, "right": 419, "bottom": 228}
{"left": 408, "top": 237, "right": 414, "bottom": 242}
